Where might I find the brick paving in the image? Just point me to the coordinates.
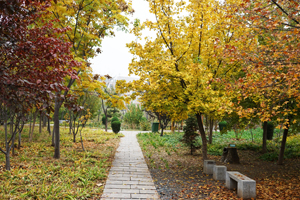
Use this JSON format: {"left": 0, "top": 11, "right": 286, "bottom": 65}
{"left": 101, "top": 131, "right": 160, "bottom": 200}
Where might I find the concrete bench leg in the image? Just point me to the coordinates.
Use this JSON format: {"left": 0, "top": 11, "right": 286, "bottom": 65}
{"left": 203, "top": 160, "right": 216, "bottom": 174}
{"left": 238, "top": 180, "right": 256, "bottom": 199}
{"left": 226, "top": 172, "right": 256, "bottom": 199}
{"left": 226, "top": 173, "right": 237, "bottom": 189}
{"left": 213, "top": 165, "right": 227, "bottom": 181}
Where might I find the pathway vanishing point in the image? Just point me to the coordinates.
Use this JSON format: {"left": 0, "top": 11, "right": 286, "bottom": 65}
{"left": 101, "top": 131, "right": 160, "bottom": 200}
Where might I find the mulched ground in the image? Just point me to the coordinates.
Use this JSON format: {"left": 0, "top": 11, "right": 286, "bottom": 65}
{"left": 143, "top": 147, "right": 300, "bottom": 199}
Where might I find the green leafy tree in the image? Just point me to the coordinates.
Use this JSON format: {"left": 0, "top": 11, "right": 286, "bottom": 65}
{"left": 182, "top": 115, "right": 199, "bottom": 155}
{"left": 123, "top": 103, "right": 144, "bottom": 129}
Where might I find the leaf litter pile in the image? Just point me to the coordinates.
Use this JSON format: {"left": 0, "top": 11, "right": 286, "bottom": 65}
{"left": 0, "top": 127, "right": 122, "bottom": 199}
{"left": 137, "top": 132, "right": 300, "bottom": 199}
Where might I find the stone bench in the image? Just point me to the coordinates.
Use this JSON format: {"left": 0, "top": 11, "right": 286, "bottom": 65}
{"left": 226, "top": 171, "right": 256, "bottom": 199}
{"left": 213, "top": 165, "right": 227, "bottom": 181}
{"left": 203, "top": 160, "right": 216, "bottom": 174}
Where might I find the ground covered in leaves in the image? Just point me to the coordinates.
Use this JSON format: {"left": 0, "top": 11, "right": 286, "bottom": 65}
{"left": 0, "top": 127, "right": 122, "bottom": 199}
{"left": 137, "top": 130, "right": 300, "bottom": 199}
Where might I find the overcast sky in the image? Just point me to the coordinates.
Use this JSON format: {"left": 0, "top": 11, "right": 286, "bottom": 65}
{"left": 90, "top": 0, "right": 156, "bottom": 78}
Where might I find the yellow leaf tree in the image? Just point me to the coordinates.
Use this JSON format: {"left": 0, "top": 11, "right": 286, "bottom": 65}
{"left": 48, "top": 0, "right": 133, "bottom": 158}
{"left": 118, "top": 0, "right": 248, "bottom": 160}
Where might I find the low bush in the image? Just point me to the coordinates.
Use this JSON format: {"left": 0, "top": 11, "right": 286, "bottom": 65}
{"left": 219, "top": 121, "right": 228, "bottom": 133}
{"left": 140, "top": 118, "right": 151, "bottom": 131}
{"left": 101, "top": 116, "right": 106, "bottom": 125}
{"left": 111, "top": 116, "right": 119, "bottom": 124}
{"left": 259, "top": 152, "right": 278, "bottom": 161}
{"left": 111, "top": 121, "right": 121, "bottom": 133}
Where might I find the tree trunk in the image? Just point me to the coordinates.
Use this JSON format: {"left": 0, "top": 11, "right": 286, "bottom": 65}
{"left": 18, "top": 128, "right": 21, "bottom": 149}
{"left": 5, "top": 152, "right": 10, "bottom": 171}
{"left": 29, "top": 116, "right": 32, "bottom": 136}
{"left": 53, "top": 96, "right": 60, "bottom": 159}
{"left": 105, "top": 114, "right": 108, "bottom": 132}
{"left": 196, "top": 113, "right": 208, "bottom": 160}
{"left": 181, "top": 121, "right": 183, "bottom": 131}
{"left": 262, "top": 121, "right": 267, "bottom": 153}
{"left": 172, "top": 121, "right": 175, "bottom": 133}
{"left": 4, "top": 119, "right": 10, "bottom": 170}
{"left": 101, "top": 99, "right": 108, "bottom": 132}
{"left": 250, "top": 128, "right": 253, "bottom": 142}
{"left": 39, "top": 113, "right": 42, "bottom": 134}
{"left": 278, "top": 122, "right": 289, "bottom": 165}
{"left": 10, "top": 121, "right": 15, "bottom": 156}
{"left": 73, "top": 131, "right": 76, "bottom": 143}
{"left": 160, "top": 125, "right": 164, "bottom": 137}
{"left": 43, "top": 114, "right": 47, "bottom": 128}
{"left": 205, "top": 115, "right": 209, "bottom": 132}
{"left": 80, "top": 130, "right": 85, "bottom": 151}
{"left": 47, "top": 118, "right": 51, "bottom": 135}
{"left": 29, "top": 112, "right": 37, "bottom": 142}
{"left": 69, "top": 111, "right": 72, "bottom": 135}
{"left": 51, "top": 126, "right": 55, "bottom": 146}
{"left": 208, "top": 118, "right": 213, "bottom": 144}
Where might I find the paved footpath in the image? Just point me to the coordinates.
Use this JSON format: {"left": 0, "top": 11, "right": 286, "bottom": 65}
{"left": 101, "top": 131, "right": 160, "bottom": 200}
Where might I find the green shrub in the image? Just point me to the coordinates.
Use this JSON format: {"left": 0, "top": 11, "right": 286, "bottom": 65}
{"left": 140, "top": 118, "right": 151, "bottom": 131}
{"left": 101, "top": 116, "right": 106, "bottom": 125}
{"left": 182, "top": 115, "right": 199, "bottom": 155}
{"left": 259, "top": 152, "right": 278, "bottom": 161}
{"left": 238, "top": 143, "right": 261, "bottom": 151}
{"left": 208, "top": 144, "right": 224, "bottom": 156}
{"left": 111, "top": 121, "right": 121, "bottom": 134}
{"left": 219, "top": 121, "right": 228, "bottom": 133}
{"left": 111, "top": 116, "right": 119, "bottom": 127}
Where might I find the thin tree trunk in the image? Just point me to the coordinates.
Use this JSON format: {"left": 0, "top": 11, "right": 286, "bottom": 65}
{"left": 47, "top": 118, "right": 51, "bottom": 135}
{"left": 18, "top": 121, "right": 24, "bottom": 149}
{"left": 69, "top": 110, "right": 72, "bottom": 135}
{"left": 80, "top": 129, "right": 85, "bottom": 151}
{"left": 43, "top": 114, "right": 47, "bottom": 128}
{"left": 53, "top": 96, "right": 60, "bottom": 159}
{"left": 278, "top": 121, "right": 290, "bottom": 165}
{"left": 196, "top": 113, "right": 208, "bottom": 160}
{"left": 160, "top": 124, "right": 164, "bottom": 137}
{"left": 250, "top": 128, "right": 253, "bottom": 142}
{"left": 101, "top": 99, "right": 108, "bottom": 132}
{"left": 29, "top": 116, "right": 32, "bottom": 136}
{"left": 205, "top": 115, "right": 209, "bottom": 132}
{"left": 4, "top": 119, "right": 10, "bottom": 170}
{"left": 208, "top": 118, "right": 213, "bottom": 144}
{"left": 181, "top": 121, "right": 183, "bottom": 131}
{"left": 51, "top": 126, "right": 55, "bottom": 146}
{"left": 262, "top": 121, "right": 267, "bottom": 153}
{"left": 29, "top": 112, "right": 37, "bottom": 142}
{"left": 39, "top": 112, "right": 42, "bottom": 134}
{"left": 172, "top": 121, "right": 175, "bottom": 133}
{"left": 5, "top": 152, "right": 10, "bottom": 171}
{"left": 73, "top": 119, "right": 76, "bottom": 143}
{"left": 10, "top": 121, "right": 15, "bottom": 156}
{"left": 18, "top": 128, "right": 21, "bottom": 149}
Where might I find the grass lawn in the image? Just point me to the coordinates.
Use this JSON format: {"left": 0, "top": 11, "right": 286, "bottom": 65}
{"left": 0, "top": 126, "right": 123, "bottom": 199}
{"left": 137, "top": 129, "right": 300, "bottom": 199}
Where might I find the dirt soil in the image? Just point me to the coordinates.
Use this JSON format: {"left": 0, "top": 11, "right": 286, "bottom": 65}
{"left": 144, "top": 147, "right": 300, "bottom": 199}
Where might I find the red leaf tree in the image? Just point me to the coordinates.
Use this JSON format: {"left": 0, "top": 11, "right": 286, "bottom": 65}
{"left": 0, "top": 0, "right": 79, "bottom": 170}
{"left": 231, "top": 0, "right": 300, "bottom": 165}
